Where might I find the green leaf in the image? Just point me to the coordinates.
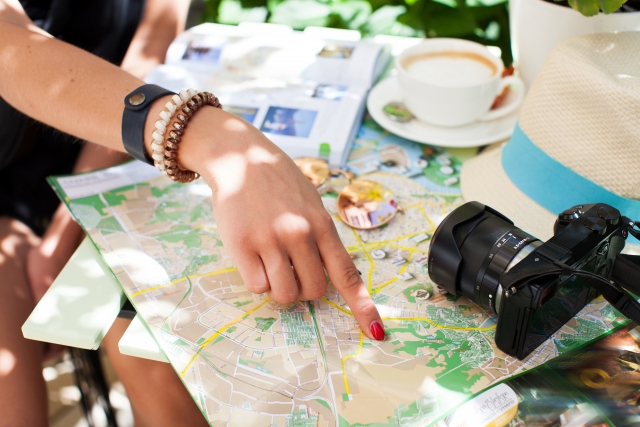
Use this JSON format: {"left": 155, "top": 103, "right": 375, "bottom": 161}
{"left": 400, "top": 1, "right": 478, "bottom": 37}
{"left": 218, "top": 0, "right": 268, "bottom": 24}
{"left": 269, "top": 0, "right": 331, "bottom": 28}
{"left": 433, "top": 0, "right": 458, "bottom": 8}
{"left": 568, "top": 0, "right": 601, "bottom": 15}
{"left": 201, "top": 0, "right": 223, "bottom": 22}
{"left": 238, "top": 0, "right": 269, "bottom": 8}
{"left": 330, "top": 1, "right": 372, "bottom": 29}
{"left": 200, "top": 0, "right": 516, "bottom": 66}
{"left": 366, "top": 0, "right": 406, "bottom": 13}
{"left": 363, "top": 5, "right": 424, "bottom": 35}
{"left": 267, "top": 0, "right": 284, "bottom": 13}
{"left": 465, "top": 3, "right": 512, "bottom": 66}
{"left": 362, "top": 4, "right": 405, "bottom": 33}
{"left": 565, "top": 0, "right": 625, "bottom": 15}
{"left": 467, "top": 0, "right": 508, "bottom": 6}
{"left": 598, "top": 0, "right": 627, "bottom": 13}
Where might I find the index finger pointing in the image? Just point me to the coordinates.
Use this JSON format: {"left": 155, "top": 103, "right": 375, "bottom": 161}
{"left": 317, "top": 225, "right": 385, "bottom": 341}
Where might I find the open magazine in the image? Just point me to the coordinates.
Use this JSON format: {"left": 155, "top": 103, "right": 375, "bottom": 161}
{"left": 145, "top": 23, "right": 391, "bottom": 166}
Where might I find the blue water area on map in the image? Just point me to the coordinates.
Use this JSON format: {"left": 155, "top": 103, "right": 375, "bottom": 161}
{"left": 347, "top": 123, "right": 462, "bottom": 195}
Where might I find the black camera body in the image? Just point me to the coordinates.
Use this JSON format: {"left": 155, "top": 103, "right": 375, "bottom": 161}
{"left": 494, "top": 203, "right": 627, "bottom": 359}
{"left": 428, "top": 202, "right": 631, "bottom": 360}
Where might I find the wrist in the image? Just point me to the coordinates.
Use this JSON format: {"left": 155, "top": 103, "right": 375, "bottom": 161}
{"left": 143, "top": 94, "right": 175, "bottom": 160}
{"left": 123, "top": 85, "right": 177, "bottom": 165}
{"left": 145, "top": 95, "right": 273, "bottom": 187}
{"left": 142, "top": 89, "right": 222, "bottom": 182}
{"left": 177, "top": 106, "right": 261, "bottom": 184}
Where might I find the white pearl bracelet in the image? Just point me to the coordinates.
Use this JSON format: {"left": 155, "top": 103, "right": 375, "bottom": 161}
{"left": 150, "top": 88, "right": 198, "bottom": 173}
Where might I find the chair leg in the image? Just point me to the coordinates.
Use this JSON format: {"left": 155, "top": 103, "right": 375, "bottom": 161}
{"left": 69, "top": 348, "right": 119, "bottom": 427}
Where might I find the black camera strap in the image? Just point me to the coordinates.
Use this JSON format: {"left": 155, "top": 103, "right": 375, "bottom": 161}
{"left": 500, "top": 253, "right": 640, "bottom": 325}
{"left": 611, "top": 254, "right": 640, "bottom": 289}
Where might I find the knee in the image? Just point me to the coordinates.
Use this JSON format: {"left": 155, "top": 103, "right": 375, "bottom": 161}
{"left": 0, "top": 217, "right": 39, "bottom": 261}
{"left": 114, "top": 357, "right": 208, "bottom": 427}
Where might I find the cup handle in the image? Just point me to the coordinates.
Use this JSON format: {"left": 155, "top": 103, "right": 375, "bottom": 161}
{"left": 481, "top": 75, "right": 526, "bottom": 122}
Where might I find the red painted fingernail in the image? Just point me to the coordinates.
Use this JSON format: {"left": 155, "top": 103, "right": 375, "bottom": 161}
{"left": 370, "top": 321, "right": 385, "bottom": 340}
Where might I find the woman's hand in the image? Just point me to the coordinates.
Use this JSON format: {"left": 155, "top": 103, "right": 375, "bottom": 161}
{"left": 179, "top": 108, "right": 386, "bottom": 340}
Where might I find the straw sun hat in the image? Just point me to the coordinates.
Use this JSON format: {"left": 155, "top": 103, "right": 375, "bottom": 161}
{"left": 461, "top": 32, "right": 640, "bottom": 250}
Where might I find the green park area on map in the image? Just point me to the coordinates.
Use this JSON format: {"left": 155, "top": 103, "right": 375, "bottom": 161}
{"left": 50, "top": 125, "right": 627, "bottom": 427}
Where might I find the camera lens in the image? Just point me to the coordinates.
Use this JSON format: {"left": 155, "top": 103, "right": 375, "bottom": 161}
{"left": 428, "top": 202, "right": 541, "bottom": 313}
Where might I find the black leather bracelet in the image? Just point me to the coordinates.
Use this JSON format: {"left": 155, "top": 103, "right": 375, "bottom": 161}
{"left": 122, "top": 84, "right": 176, "bottom": 165}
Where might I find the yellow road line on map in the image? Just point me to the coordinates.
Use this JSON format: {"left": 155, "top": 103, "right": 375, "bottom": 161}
{"left": 401, "top": 202, "right": 429, "bottom": 211}
{"left": 373, "top": 248, "right": 415, "bottom": 293}
{"left": 381, "top": 318, "right": 496, "bottom": 331}
{"left": 373, "top": 278, "right": 398, "bottom": 293}
{"left": 420, "top": 200, "right": 439, "bottom": 208}
{"left": 130, "top": 281, "right": 183, "bottom": 298}
{"left": 195, "top": 225, "right": 218, "bottom": 231}
{"left": 343, "top": 229, "right": 434, "bottom": 253}
{"left": 374, "top": 130, "right": 389, "bottom": 144}
{"left": 342, "top": 330, "right": 364, "bottom": 395}
{"left": 336, "top": 198, "right": 468, "bottom": 394}
{"left": 387, "top": 243, "right": 429, "bottom": 255}
{"left": 417, "top": 205, "right": 436, "bottom": 230}
{"left": 131, "top": 267, "right": 238, "bottom": 298}
{"left": 362, "top": 172, "right": 459, "bottom": 197}
{"left": 321, "top": 297, "right": 353, "bottom": 316}
{"left": 350, "top": 228, "right": 374, "bottom": 292}
{"left": 191, "top": 267, "right": 239, "bottom": 283}
{"left": 320, "top": 297, "right": 495, "bottom": 332}
{"left": 180, "top": 298, "right": 270, "bottom": 378}
{"left": 338, "top": 314, "right": 494, "bottom": 393}
{"left": 403, "top": 249, "right": 416, "bottom": 269}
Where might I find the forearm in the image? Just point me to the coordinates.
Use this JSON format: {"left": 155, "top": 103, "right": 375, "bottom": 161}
{"left": 0, "top": 21, "right": 142, "bottom": 152}
{"left": 121, "top": 0, "right": 190, "bottom": 79}
{"left": 73, "top": 143, "right": 131, "bottom": 174}
{"left": 0, "top": 19, "right": 225, "bottom": 176}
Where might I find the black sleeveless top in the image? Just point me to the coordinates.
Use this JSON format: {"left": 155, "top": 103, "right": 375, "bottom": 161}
{"left": 0, "top": 0, "right": 144, "bottom": 234}
{"left": 20, "top": 0, "right": 144, "bottom": 65}
{"left": 0, "top": 0, "right": 144, "bottom": 170}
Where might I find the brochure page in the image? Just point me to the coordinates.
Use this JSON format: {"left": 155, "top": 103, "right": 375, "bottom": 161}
{"left": 145, "top": 23, "right": 388, "bottom": 166}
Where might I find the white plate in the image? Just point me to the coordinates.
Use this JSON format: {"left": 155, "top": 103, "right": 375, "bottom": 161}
{"left": 367, "top": 76, "right": 521, "bottom": 148}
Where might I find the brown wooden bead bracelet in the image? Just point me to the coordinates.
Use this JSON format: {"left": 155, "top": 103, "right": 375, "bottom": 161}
{"left": 163, "top": 91, "right": 222, "bottom": 183}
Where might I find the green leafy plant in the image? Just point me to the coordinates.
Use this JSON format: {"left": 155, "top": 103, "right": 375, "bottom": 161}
{"left": 201, "top": 0, "right": 513, "bottom": 66}
{"left": 559, "top": 0, "right": 629, "bottom": 16}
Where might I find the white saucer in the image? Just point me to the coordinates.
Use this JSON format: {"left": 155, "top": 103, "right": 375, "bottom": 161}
{"left": 367, "top": 76, "right": 521, "bottom": 148}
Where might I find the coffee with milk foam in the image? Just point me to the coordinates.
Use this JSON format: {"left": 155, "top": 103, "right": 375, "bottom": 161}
{"left": 402, "top": 51, "right": 497, "bottom": 86}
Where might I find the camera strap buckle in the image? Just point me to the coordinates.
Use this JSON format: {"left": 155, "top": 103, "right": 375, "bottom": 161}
{"left": 628, "top": 221, "right": 640, "bottom": 241}
{"left": 612, "top": 253, "right": 640, "bottom": 292}
{"left": 557, "top": 263, "right": 574, "bottom": 278}
{"left": 500, "top": 256, "right": 640, "bottom": 325}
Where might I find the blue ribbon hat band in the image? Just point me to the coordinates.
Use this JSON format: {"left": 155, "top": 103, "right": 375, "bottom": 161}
{"left": 502, "top": 124, "right": 640, "bottom": 243}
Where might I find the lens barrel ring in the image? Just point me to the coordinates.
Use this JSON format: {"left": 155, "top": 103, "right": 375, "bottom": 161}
{"left": 476, "top": 230, "right": 539, "bottom": 312}
{"left": 428, "top": 202, "right": 541, "bottom": 315}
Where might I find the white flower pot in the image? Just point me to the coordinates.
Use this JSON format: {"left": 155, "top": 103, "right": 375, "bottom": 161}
{"left": 509, "top": 0, "right": 640, "bottom": 87}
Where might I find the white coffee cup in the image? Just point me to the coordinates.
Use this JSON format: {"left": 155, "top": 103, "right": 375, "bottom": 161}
{"left": 395, "top": 38, "right": 525, "bottom": 127}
